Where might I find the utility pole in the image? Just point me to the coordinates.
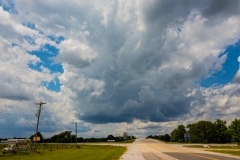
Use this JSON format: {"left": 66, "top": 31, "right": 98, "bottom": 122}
{"left": 34, "top": 102, "right": 46, "bottom": 148}
{"left": 74, "top": 122, "right": 78, "bottom": 147}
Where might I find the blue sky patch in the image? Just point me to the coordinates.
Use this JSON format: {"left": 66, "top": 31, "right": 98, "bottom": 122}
{"left": 22, "top": 35, "right": 35, "bottom": 45}
{"left": 11, "top": 43, "right": 18, "bottom": 47}
{"left": 201, "top": 40, "right": 240, "bottom": 87}
{"left": 28, "top": 62, "right": 42, "bottom": 72}
{"left": 22, "top": 22, "right": 36, "bottom": 30}
{"left": 28, "top": 44, "right": 63, "bottom": 92}
{"left": 29, "top": 44, "right": 63, "bottom": 73}
{"left": 48, "top": 35, "right": 65, "bottom": 44}
{"left": 41, "top": 78, "right": 61, "bottom": 92}
{"left": 22, "top": 22, "right": 44, "bottom": 34}
{"left": 0, "top": 0, "right": 17, "bottom": 14}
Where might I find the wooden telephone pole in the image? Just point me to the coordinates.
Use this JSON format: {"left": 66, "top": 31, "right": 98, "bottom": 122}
{"left": 34, "top": 102, "right": 46, "bottom": 147}
{"left": 74, "top": 122, "right": 78, "bottom": 147}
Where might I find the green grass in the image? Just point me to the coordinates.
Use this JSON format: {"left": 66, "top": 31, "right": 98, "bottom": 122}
{"left": 183, "top": 144, "right": 240, "bottom": 149}
{"left": 183, "top": 144, "right": 240, "bottom": 156}
{"left": 206, "top": 149, "right": 240, "bottom": 156}
{"left": 0, "top": 145, "right": 126, "bottom": 160}
{"left": 207, "top": 145, "right": 240, "bottom": 149}
{"left": 183, "top": 145, "right": 206, "bottom": 148}
{"left": 122, "top": 139, "right": 135, "bottom": 143}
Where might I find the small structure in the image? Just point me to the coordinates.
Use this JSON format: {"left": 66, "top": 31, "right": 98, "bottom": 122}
{"left": 123, "top": 132, "right": 128, "bottom": 140}
{"left": 107, "top": 140, "right": 115, "bottom": 142}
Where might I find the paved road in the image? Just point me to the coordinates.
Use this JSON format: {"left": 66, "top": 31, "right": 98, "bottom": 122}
{"left": 121, "top": 139, "right": 240, "bottom": 160}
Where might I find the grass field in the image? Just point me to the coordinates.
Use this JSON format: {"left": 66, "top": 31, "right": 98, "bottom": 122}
{"left": 206, "top": 149, "right": 240, "bottom": 156}
{"left": 183, "top": 144, "right": 240, "bottom": 149}
{"left": 0, "top": 144, "right": 126, "bottom": 160}
{"left": 183, "top": 144, "right": 240, "bottom": 156}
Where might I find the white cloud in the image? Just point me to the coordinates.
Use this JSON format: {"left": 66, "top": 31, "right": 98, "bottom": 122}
{"left": 0, "top": 0, "right": 240, "bottom": 138}
{"left": 184, "top": 84, "right": 240, "bottom": 125}
{"left": 234, "top": 71, "right": 240, "bottom": 83}
{"left": 59, "top": 39, "right": 97, "bottom": 68}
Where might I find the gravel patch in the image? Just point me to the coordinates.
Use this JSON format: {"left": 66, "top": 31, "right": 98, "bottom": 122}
{"left": 120, "top": 143, "right": 145, "bottom": 160}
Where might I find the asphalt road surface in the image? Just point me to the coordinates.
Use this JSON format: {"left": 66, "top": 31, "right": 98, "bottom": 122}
{"left": 121, "top": 139, "right": 240, "bottom": 160}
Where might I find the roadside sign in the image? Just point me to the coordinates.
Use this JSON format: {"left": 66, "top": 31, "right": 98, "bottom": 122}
{"left": 33, "top": 136, "right": 40, "bottom": 142}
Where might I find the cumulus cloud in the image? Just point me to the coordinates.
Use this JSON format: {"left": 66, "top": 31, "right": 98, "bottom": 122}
{"left": 0, "top": 0, "right": 240, "bottom": 138}
{"left": 58, "top": 39, "right": 97, "bottom": 68}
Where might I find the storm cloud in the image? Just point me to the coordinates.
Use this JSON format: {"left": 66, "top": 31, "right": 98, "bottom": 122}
{"left": 0, "top": 0, "right": 240, "bottom": 138}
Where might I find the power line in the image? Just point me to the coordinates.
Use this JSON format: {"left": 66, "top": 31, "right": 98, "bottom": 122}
{"left": 0, "top": 110, "right": 34, "bottom": 117}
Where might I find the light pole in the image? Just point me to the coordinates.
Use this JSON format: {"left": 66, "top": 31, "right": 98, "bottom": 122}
{"left": 34, "top": 102, "right": 46, "bottom": 148}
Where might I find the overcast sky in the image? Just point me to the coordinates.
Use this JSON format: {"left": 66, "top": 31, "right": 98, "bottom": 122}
{"left": 0, "top": 0, "right": 240, "bottom": 139}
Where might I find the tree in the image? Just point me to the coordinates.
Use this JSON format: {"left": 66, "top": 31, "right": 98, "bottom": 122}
{"left": 170, "top": 125, "right": 186, "bottom": 142}
{"left": 57, "top": 131, "right": 72, "bottom": 143}
{"left": 228, "top": 118, "right": 240, "bottom": 143}
{"left": 213, "top": 119, "right": 230, "bottom": 143}
{"left": 160, "top": 134, "right": 170, "bottom": 142}
{"left": 147, "top": 135, "right": 153, "bottom": 139}
{"left": 50, "top": 134, "right": 58, "bottom": 142}
{"left": 187, "top": 120, "right": 214, "bottom": 143}
{"left": 107, "top": 135, "right": 115, "bottom": 140}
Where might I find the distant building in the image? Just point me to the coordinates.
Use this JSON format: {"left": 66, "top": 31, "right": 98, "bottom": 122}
{"left": 107, "top": 140, "right": 115, "bottom": 142}
{"left": 4, "top": 139, "right": 26, "bottom": 144}
{"left": 123, "top": 132, "right": 128, "bottom": 140}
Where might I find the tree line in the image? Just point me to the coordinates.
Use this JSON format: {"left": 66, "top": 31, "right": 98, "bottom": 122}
{"left": 148, "top": 118, "right": 240, "bottom": 144}
{"left": 1, "top": 131, "right": 135, "bottom": 143}
{"left": 27, "top": 131, "right": 135, "bottom": 143}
